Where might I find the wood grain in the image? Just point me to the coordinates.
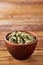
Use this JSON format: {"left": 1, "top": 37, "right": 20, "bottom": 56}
{"left": 0, "top": 2, "right": 43, "bottom": 19}
{"left": 0, "top": 20, "right": 43, "bottom": 64}
{"left": 0, "top": 2, "right": 43, "bottom": 65}
{"left": 0, "top": 0, "right": 43, "bottom": 4}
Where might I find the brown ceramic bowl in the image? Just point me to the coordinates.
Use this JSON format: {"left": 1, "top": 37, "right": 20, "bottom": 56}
{"left": 4, "top": 30, "right": 38, "bottom": 60}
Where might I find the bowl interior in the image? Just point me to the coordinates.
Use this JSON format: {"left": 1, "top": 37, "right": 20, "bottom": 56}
{"left": 5, "top": 30, "right": 38, "bottom": 45}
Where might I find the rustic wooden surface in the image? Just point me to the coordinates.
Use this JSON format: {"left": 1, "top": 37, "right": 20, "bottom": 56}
{"left": 0, "top": 0, "right": 43, "bottom": 3}
{"left": 0, "top": 1, "right": 43, "bottom": 65}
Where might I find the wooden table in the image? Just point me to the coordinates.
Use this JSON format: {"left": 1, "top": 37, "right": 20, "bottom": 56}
{"left": 0, "top": 1, "right": 43, "bottom": 65}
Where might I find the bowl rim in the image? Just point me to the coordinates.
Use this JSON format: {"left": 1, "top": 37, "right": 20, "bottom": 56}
{"left": 4, "top": 30, "right": 38, "bottom": 46}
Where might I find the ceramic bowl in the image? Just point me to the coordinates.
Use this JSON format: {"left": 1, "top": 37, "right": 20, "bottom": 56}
{"left": 4, "top": 30, "right": 38, "bottom": 60}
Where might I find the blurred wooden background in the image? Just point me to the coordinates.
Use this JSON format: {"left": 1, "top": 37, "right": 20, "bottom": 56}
{"left": 0, "top": 0, "right": 43, "bottom": 3}
{"left": 0, "top": 0, "right": 43, "bottom": 65}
